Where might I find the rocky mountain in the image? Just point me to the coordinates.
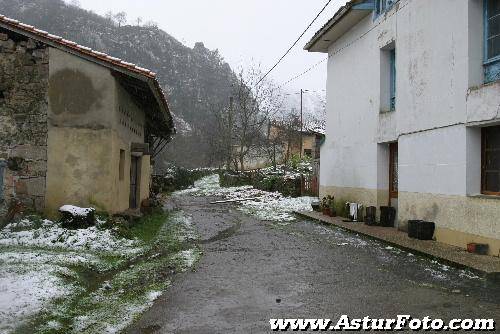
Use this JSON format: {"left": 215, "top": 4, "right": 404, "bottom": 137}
{"left": 0, "top": 0, "right": 239, "bottom": 167}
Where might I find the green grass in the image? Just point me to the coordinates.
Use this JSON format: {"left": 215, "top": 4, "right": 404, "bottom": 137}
{"left": 128, "top": 211, "right": 170, "bottom": 243}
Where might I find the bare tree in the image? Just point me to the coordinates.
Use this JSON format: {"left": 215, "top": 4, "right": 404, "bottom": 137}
{"left": 136, "top": 17, "right": 143, "bottom": 26}
{"left": 265, "top": 110, "right": 302, "bottom": 167}
{"left": 114, "top": 12, "right": 127, "bottom": 27}
{"left": 214, "top": 65, "right": 282, "bottom": 171}
{"left": 144, "top": 20, "right": 159, "bottom": 29}
{"left": 104, "top": 11, "right": 115, "bottom": 24}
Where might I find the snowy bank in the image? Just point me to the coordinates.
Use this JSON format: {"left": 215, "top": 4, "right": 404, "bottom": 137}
{"left": 175, "top": 174, "right": 317, "bottom": 222}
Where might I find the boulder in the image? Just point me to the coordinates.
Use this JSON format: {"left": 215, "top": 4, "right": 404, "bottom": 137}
{"left": 59, "top": 205, "right": 96, "bottom": 229}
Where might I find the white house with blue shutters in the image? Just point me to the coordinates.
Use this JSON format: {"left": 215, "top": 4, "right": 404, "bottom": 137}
{"left": 305, "top": 0, "right": 500, "bottom": 256}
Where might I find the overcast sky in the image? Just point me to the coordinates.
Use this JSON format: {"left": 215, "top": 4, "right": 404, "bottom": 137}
{"left": 77, "top": 0, "right": 346, "bottom": 94}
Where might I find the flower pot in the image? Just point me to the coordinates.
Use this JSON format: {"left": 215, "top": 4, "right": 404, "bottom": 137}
{"left": 467, "top": 243, "right": 489, "bottom": 255}
{"left": 322, "top": 208, "right": 331, "bottom": 216}
{"left": 311, "top": 201, "right": 321, "bottom": 212}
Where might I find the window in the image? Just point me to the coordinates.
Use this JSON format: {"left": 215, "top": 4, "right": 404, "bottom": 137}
{"left": 376, "top": 0, "right": 398, "bottom": 15}
{"left": 380, "top": 45, "right": 396, "bottom": 112}
{"left": 484, "top": 0, "right": 500, "bottom": 82}
{"left": 119, "top": 149, "right": 125, "bottom": 181}
{"left": 304, "top": 149, "right": 312, "bottom": 158}
{"left": 390, "top": 49, "right": 396, "bottom": 111}
{"left": 481, "top": 126, "right": 500, "bottom": 195}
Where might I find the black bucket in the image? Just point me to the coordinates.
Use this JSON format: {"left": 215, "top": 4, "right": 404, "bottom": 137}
{"left": 380, "top": 206, "right": 396, "bottom": 227}
{"left": 365, "top": 206, "right": 377, "bottom": 226}
{"left": 407, "top": 220, "right": 422, "bottom": 239}
{"left": 416, "top": 221, "right": 435, "bottom": 240}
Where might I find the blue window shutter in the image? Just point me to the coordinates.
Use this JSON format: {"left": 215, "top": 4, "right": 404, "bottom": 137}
{"left": 390, "top": 49, "right": 396, "bottom": 111}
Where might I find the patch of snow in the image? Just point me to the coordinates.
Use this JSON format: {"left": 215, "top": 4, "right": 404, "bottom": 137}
{"left": 0, "top": 265, "right": 74, "bottom": 333}
{"left": 175, "top": 174, "right": 317, "bottom": 222}
{"left": 177, "top": 249, "right": 199, "bottom": 268}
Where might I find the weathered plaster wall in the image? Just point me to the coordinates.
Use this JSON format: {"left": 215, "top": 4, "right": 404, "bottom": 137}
{"left": 45, "top": 128, "right": 114, "bottom": 214}
{"left": 321, "top": 0, "right": 500, "bottom": 251}
{"left": 46, "top": 48, "right": 150, "bottom": 215}
{"left": 46, "top": 48, "right": 118, "bottom": 215}
{"left": 399, "top": 191, "right": 500, "bottom": 256}
{"left": 0, "top": 30, "right": 49, "bottom": 216}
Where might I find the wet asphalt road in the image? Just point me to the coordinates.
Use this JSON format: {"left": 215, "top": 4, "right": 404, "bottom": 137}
{"left": 127, "top": 195, "right": 500, "bottom": 333}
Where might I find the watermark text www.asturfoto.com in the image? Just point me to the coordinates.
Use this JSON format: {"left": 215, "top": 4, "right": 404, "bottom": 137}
{"left": 270, "top": 316, "right": 496, "bottom": 331}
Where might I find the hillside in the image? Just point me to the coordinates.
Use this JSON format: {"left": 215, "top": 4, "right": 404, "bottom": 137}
{"left": 0, "top": 0, "right": 239, "bottom": 167}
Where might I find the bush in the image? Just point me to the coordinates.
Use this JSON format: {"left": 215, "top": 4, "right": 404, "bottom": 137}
{"left": 152, "top": 165, "right": 219, "bottom": 194}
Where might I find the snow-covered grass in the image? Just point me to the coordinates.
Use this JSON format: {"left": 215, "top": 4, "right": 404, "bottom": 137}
{"left": 176, "top": 174, "right": 317, "bottom": 222}
{"left": 0, "top": 210, "right": 200, "bottom": 334}
{"left": 0, "top": 218, "right": 143, "bottom": 256}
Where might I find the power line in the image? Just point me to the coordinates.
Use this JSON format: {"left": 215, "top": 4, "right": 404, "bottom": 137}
{"left": 279, "top": 0, "right": 410, "bottom": 88}
{"left": 279, "top": 58, "right": 327, "bottom": 89}
{"left": 255, "top": 0, "right": 334, "bottom": 86}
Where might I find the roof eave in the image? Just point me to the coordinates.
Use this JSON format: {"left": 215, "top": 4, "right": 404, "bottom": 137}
{"left": 304, "top": 0, "right": 375, "bottom": 53}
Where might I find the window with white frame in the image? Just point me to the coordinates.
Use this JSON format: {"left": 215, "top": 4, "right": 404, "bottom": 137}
{"left": 484, "top": 0, "right": 500, "bottom": 82}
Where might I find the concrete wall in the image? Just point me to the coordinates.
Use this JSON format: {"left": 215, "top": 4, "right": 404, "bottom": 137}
{"left": 321, "top": 0, "right": 500, "bottom": 255}
{"left": 0, "top": 31, "right": 49, "bottom": 217}
{"left": 45, "top": 48, "right": 149, "bottom": 215}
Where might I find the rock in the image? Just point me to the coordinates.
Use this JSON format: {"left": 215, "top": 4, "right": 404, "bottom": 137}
{"left": 58, "top": 205, "right": 96, "bottom": 229}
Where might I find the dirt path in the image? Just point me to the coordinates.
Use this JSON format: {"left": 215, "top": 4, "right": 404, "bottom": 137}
{"left": 127, "top": 195, "right": 500, "bottom": 333}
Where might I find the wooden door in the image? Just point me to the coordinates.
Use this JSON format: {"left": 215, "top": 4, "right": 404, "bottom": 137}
{"left": 129, "top": 156, "right": 139, "bottom": 209}
{"left": 389, "top": 142, "right": 398, "bottom": 201}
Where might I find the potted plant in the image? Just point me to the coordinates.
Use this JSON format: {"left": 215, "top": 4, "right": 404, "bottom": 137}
{"left": 321, "top": 197, "right": 331, "bottom": 216}
{"left": 328, "top": 198, "right": 337, "bottom": 217}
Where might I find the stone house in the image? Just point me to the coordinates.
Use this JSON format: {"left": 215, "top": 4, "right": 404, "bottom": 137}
{"left": 268, "top": 123, "right": 324, "bottom": 161}
{"left": 306, "top": 0, "right": 500, "bottom": 256}
{"left": 0, "top": 15, "right": 175, "bottom": 218}
{"left": 240, "top": 123, "right": 324, "bottom": 171}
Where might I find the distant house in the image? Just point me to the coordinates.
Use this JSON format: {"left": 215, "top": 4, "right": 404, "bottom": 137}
{"left": 305, "top": 0, "right": 500, "bottom": 255}
{"left": 0, "top": 15, "right": 175, "bottom": 218}
{"left": 238, "top": 122, "right": 324, "bottom": 171}
{"left": 269, "top": 122, "right": 324, "bottom": 161}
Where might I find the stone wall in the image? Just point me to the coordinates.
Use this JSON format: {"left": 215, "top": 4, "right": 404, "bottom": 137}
{"left": 0, "top": 29, "right": 49, "bottom": 217}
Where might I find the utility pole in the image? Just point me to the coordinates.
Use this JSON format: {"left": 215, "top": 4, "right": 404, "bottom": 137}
{"left": 227, "top": 96, "right": 234, "bottom": 170}
{"left": 300, "top": 89, "right": 303, "bottom": 159}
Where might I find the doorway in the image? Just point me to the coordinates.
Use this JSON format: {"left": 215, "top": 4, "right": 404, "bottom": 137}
{"left": 129, "top": 156, "right": 140, "bottom": 209}
{"left": 389, "top": 142, "right": 398, "bottom": 209}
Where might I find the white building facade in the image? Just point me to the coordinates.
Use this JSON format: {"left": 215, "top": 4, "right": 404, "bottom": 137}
{"left": 306, "top": 0, "right": 500, "bottom": 256}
